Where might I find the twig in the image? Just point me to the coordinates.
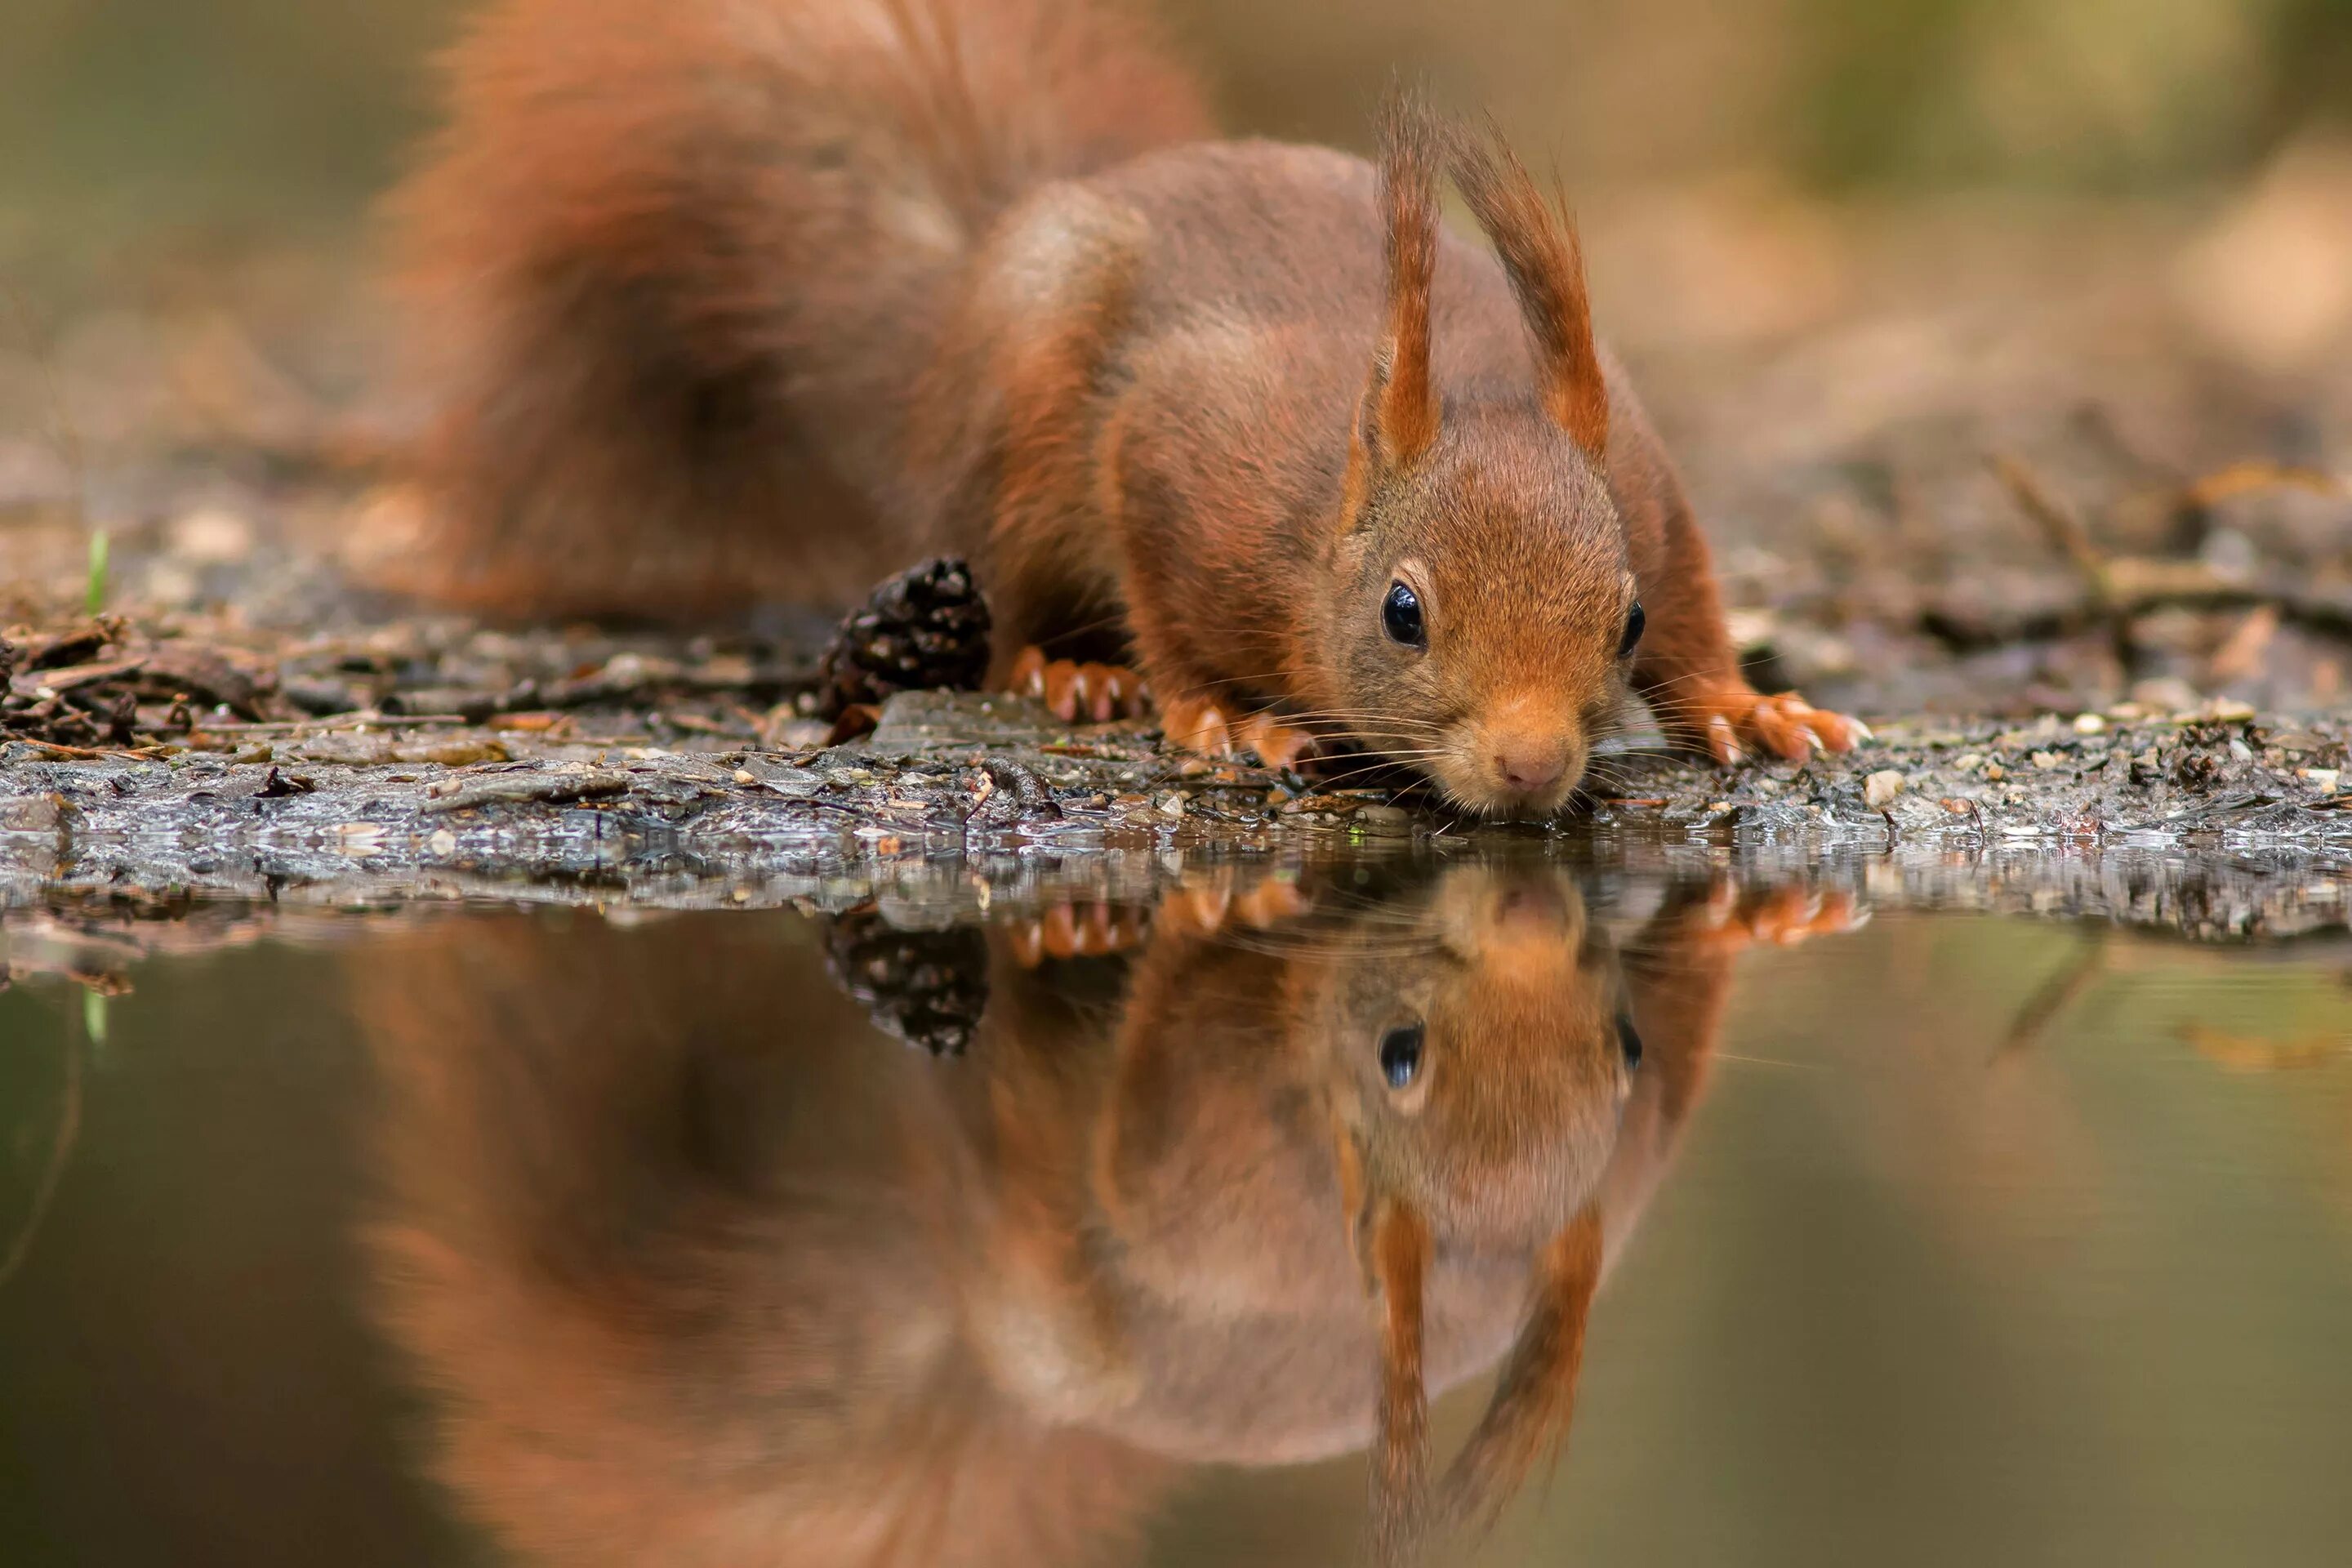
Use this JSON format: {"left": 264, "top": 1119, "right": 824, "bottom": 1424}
{"left": 0, "top": 1023, "right": 82, "bottom": 1291}
{"left": 1992, "top": 455, "right": 2115, "bottom": 612}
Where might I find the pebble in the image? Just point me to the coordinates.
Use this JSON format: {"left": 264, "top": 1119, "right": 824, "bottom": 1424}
{"left": 1864, "top": 769, "right": 1907, "bottom": 808}
{"left": 2072, "top": 713, "right": 2106, "bottom": 735}
{"left": 2303, "top": 768, "right": 2341, "bottom": 795}
{"left": 2030, "top": 751, "right": 2063, "bottom": 770}
{"left": 734, "top": 769, "right": 757, "bottom": 786}
{"left": 2227, "top": 738, "right": 2255, "bottom": 763}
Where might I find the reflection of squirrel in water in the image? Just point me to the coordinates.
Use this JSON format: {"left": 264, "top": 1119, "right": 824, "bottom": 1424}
{"left": 394, "top": 0, "right": 1858, "bottom": 816}
{"left": 358, "top": 868, "right": 1854, "bottom": 1566}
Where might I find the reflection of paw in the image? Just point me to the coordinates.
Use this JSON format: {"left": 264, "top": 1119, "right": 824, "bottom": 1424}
{"left": 1158, "top": 872, "right": 1309, "bottom": 938}
{"left": 1004, "top": 646, "right": 1150, "bottom": 724}
{"left": 1005, "top": 902, "right": 1151, "bottom": 967}
{"left": 1682, "top": 684, "right": 1865, "bottom": 765}
{"left": 1696, "top": 883, "right": 1868, "bottom": 949}
{"left": 1159, "top": 694, "right": 1316, "bottom": 771}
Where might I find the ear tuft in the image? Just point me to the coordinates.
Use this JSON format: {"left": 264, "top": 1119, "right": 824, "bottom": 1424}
{"left": 1446, "top": 119, "right": 1610, "bottom": 461}
{"left": 1352, "top": 86, "right": 1444, "bottom": 487}
{"left": 1438, "top": 1205, "right": 1606, "bottom": 1535}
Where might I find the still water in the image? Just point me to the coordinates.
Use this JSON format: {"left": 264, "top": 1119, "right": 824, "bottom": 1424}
{"left": 4, "top": 857, "right": 2351, "bottom": 1566}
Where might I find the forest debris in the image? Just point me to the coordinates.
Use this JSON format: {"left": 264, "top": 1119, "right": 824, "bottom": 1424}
{"left": 1994, "top": 455, "right": 2117, "bottom": 612}
{"left": 419, "top": 768, "right": 630, "bottom": 813}
{"left": 2209, "top": 604, "right": 2282, "bottom": 682}
{"left": 814, "top": 556, "right": 992, "bottom": 719}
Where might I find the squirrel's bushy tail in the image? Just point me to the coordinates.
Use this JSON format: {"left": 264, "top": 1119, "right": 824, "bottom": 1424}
{"left": 389, "top": 0, "right": 1209, "bottom": 617}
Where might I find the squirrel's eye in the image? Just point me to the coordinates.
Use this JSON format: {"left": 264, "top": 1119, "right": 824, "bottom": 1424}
{"left": 1618, "top": 600, "right": 1646, "bottom": 660}
{"left": 1616, "top": 1008, "right": 1643, "bottom": 1071}
{"left": 1379, "top": 1021, "right": 1425, "bottom": 1089}
{"left": 1382, "top": 581, "right": 1426, "bottom": 649}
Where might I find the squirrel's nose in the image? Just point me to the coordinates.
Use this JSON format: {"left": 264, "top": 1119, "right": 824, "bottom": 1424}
{"left": 1492, "top": 738, "right": 1570, "bottom": 795}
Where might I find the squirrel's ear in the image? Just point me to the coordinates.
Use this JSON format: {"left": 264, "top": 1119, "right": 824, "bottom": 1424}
{"left": 1446, "top": 121, "right": 1610, "bottom": 462}
{"left": 1348, "top": 90, "right": 1441, "bottom": 494}
{"left": 1437, "top": 1204, "right": 1606, "bottom": 1533}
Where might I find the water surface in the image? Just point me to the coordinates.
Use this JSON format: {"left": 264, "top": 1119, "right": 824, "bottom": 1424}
{"left": 4, "top": 853, "right": 2350, "bottom": 1566}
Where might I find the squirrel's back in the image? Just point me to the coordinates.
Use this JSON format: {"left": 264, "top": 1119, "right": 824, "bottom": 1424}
{"left": 392, "top": 0, "right": 1209, "bottom": 616}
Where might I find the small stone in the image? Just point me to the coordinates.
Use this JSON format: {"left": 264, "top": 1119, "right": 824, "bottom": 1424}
{"left": 1953, "top": 753, "right": 1984, "bottom": 772}
{"left": 426, "top": 828, "right": 457, "bottom": 856}
{"left": 2072, "top": 712, "right": 2107, "bottom": 735}
{"left": 1984, "top": 763, "right": 2006, "bottom": 782}
{"left": 2302, "top": 768, "right": 2341, "bottom": 795}
{"left": 2208, "top": 697, "right": 2256, "bottom": 723}
{"left": 1157, "top": 794, "right": 1184, "bottom": 818}
{"left": 2030, "top": 751, "right": 2063, "bottom": 770}
{"left": 2130, "top": 677, "right": 2200, "bottom": 714}
{"left": 2227, "top": 737, "right": 2255, "bottom": 763}
{"left": 733, "top": 769, "right": 757, "bottom": 786}
{"left": 1864, "top": 769, "right": 1906, "bottom": 808}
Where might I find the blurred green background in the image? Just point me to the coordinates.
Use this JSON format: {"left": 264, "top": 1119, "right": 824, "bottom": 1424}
{"left": 2, "top": 0, "right": 2349, "bottom": 247}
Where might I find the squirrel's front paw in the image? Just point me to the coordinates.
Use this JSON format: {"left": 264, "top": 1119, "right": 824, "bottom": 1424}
{"left": 1004, "top": 646, "right": 1151, "bottom": 723}
{"left": 1682, "top": 685, "right": 1866, "bottom": 765}
{"left": 1159, "top": 694, "right": 1316, "bottom": 772}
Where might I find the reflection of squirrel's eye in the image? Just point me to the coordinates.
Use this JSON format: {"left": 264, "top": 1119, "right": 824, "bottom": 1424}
{"left": 1616, "top": 1009, "right": 1643, "bottom": 1070}
{"left": 1618, "top": 600, "right": 1646, "bottom": 660}
{"left": 1379, "top": 1022, "right": 1425, "bottom": 1088}
{"left": 1382, "top": 581, "right": 1426, "bottom": 649}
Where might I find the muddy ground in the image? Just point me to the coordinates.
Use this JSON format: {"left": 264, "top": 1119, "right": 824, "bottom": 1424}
{"left": 4, "top": 194, "right": 2350, "bottom": 947}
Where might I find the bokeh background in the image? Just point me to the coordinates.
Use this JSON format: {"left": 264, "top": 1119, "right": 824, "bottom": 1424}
{"left": 2, "top": 0, "right": 2350, "bottom": 716}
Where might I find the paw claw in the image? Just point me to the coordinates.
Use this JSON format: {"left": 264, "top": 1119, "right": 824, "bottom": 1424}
{"left": 1000, "top": 648, "right": 1152, "bottom": 723}
{"left": 1683, "top": 685, "right": 1860, "bottom": 769}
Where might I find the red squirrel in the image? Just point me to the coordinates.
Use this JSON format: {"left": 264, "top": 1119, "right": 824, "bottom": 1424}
{"left": 394, "top": 0, "right": 1861, "bottom": 815}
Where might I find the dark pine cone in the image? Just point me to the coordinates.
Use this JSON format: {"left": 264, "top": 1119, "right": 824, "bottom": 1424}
{"left": 822, "top": 908, "right": 991, "bottom": 1057}
{"left": 814, "top": 557, "right": 991, "bottom": 719}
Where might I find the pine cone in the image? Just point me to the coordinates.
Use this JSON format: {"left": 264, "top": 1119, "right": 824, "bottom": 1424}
{"left": 822, "top": 909, "right": 990, "bottom": 1057}
{"left": 813, "top": 557, "right": 992, "bottom": 718}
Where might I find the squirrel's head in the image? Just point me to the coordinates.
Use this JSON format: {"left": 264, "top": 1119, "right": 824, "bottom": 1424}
{"left": 1325, "top": 101, "right": 1638, "bottom": 820}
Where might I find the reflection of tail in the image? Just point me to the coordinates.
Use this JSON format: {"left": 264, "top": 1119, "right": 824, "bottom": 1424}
{"left": 354, "top": 915, "right": 1164, "bottom": 1568}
